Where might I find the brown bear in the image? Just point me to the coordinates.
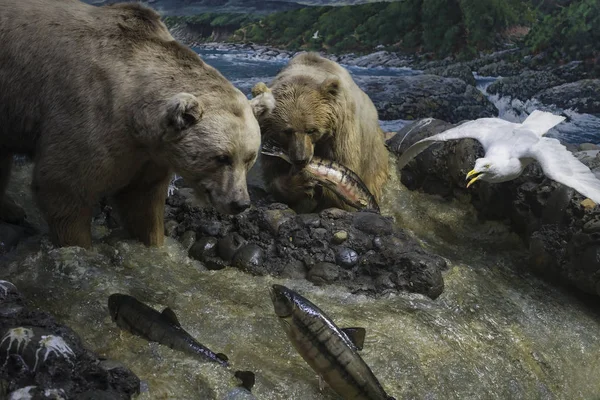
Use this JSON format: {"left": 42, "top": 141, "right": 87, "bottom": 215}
{"left": 251, "top": 52, "right": 389, "bottom": 213}
{"left": 0, "top": 0, "right": 274, "bottom": 249}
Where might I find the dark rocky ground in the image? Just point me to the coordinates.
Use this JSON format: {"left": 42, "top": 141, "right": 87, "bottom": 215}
{"left": 162, "top": 184, "right": 447, "bottom": 300}
{"left": 387, "top": 118, "right": 600, "bottom": 297}
{"left": 0, "top": 280, "right": 140, "bottom": 399}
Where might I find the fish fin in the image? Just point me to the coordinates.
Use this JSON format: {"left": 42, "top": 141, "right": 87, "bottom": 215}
{"left": 161, "top": 307, "right": 181, "bottom": 327}
{"left": 342, "top": 327, "right": 366, "bottom": 351}
{"left": 216, "top": 352, "right": 229, "bottom": 362}
{"left": 234, "top": 370, "right": 256, "bottom": 392}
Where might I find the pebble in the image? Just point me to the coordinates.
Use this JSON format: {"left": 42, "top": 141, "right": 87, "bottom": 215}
{"left": 332, "top": 230, "right": 348, "bottom": 244}
{"left": 335, "top": 247, "right": 359, "bottom": 268}
{"left": 201, "top": 221, "right": 222, "bottom": 236}
{"left": 263, "top": 209, "right": 296, "bottom": 235}
{"left": 352, "top": 212, "right": 393, "bottom": 235}
{"left": 297, "top": 213, "right": 321, "bottom": 228}
{"left": 279, "top": 260, "right": 308, "bottom": 279}
{"left": 581, "top": 198, "right": 597, "bottom": 210}
{"left": 217, "top": 233, "right": 247, "bottom": 262}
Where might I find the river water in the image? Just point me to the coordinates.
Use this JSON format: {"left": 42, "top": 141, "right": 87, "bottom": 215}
{"left": 197, "top": 48, "right": 600, "bottom": 144}
{"left": 2, "top": 50, "right": 600, "bottom": 399}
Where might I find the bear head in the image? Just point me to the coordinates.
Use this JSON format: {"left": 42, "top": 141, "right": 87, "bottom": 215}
{"left": 134, "top": 89, "right": 274, "bottom": 215}
{"left": 251, "top": 77, "right": 341, "bottom": 168}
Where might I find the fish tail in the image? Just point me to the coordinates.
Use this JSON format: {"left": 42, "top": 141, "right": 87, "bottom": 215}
{"left": 261, "top": 140, "right": 291, "bottom": 164}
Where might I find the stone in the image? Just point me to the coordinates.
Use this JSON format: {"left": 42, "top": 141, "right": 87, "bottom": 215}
{"left": 307, "top": 262, "right": 341, "bottom": 285}
{"left": 581, "top": 199, "right": 597, "bottom": 210}
{"left": 262, "top": 209, "right": 296, "bottom": 235}
{"left": 232, "top": 244, "right": 265, "bottom": 275}
{"left": 179, "top": 231, "right": 197, "bottom": 251}
{"left": 0, "top": 223, "right": 26, "bottom": 255}
{"left": 352, "top": 212, "right": 393, "bottom": 236}
{"left": 188, "top": 237, "right": 218, "bottom": 262}
{"left": 332, "top": 230, "right": 348, "bottom": 244}
{"left": 279, "top": 260, "right": 308, "bottom": 279}
{"left": 335, "top": 247, "right": 359, "bottom": 269}
{"left": 217, "top": 233, "right": 247, "bottom": 262}
{"left": 164, "top": 220, "right": 178, "bottom": 237}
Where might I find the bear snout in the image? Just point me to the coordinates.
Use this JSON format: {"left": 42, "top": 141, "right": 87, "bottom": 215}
{"left": 228, "top": 199, "right": 251, "bottom": 214}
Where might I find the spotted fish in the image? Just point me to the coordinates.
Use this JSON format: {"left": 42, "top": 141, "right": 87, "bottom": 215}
{"left": 270, "top": 284, "right": 395, "bottom": 400}
{"left": 260, "top": 140, "right": 380, "bottom": 212}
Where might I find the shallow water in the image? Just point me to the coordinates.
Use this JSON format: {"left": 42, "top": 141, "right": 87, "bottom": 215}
{"left": 3, "top": 160, "right": 600, "bottom": 400}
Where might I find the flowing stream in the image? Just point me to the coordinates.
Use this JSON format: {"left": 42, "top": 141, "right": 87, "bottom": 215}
{"left": 1, "top": 50, "right": 600, "bottom": 399}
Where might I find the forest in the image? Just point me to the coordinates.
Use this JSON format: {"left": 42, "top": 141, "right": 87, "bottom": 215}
{"left": 164, "top": 0, "right": 599, "bottom": 61}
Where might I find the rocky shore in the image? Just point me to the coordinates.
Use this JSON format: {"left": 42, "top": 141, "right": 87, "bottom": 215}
{"left": 387, "top": 118, "right": 600, "bottom": 297}
{"left": 0, "top": 280, "right": 140, "bottom": 399}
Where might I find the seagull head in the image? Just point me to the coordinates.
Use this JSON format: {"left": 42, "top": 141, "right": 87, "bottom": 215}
{"left": 466, "top": 158, "right": 495, "bottom": 188}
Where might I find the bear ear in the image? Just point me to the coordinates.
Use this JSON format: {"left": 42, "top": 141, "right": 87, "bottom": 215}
{"left": 164, "top": 92, "right": 203, "bottom": 139}
{"left": 251, "top": 82, "right": 270, "bottom": 98}
{"left": 320, "top": 77, "right": 341, "bottom": 98}
{"left": 249, "top": 84, "right": 275, "bottom": 120}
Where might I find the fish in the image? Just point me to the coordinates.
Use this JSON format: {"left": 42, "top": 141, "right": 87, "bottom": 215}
{"left": 107, "top": 293, "right": 230, "bottom": 367}
{"left": 269, "top": 284, "right": 395, "bottom": 400}
{"left": 260, "top": 140, "right": 380, "bottom": 212}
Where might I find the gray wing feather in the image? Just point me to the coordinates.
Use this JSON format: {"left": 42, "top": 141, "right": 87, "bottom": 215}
{"left": 525, "top": 138, "right": 600, "bottom": 204}
{"left": 396, "top": 118, "right": 516, "bottom": 169}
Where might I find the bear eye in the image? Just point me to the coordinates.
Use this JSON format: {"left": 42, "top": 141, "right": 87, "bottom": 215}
{"left": 306, "top": 128, "right": 318, "bottom": 135}
{"left": 215, "top": 155, "right": 232, "bottom": 166}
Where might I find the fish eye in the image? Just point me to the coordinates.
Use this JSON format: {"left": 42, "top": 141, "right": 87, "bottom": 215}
{"left": 215, "top": 155, "right": 232, "bottom": 166}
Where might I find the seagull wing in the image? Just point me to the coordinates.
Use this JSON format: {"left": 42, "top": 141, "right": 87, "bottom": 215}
{"left": 519, "top": 110, "right": 566, "bottom": 137}
{"left": 396, "top": 118, "right": 517, "bottom": 170}
{"left": 525, "top": 137, "right": 600, "bottom": 204}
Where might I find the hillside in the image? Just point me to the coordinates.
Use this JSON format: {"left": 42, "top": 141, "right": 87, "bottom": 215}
{"left": 80, "top": 0, "right": 398, "bottom": 15}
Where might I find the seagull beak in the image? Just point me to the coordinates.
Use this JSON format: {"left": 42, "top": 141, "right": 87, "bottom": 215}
{"left": 466, "top": 169, "right": 482, "bottom": 188}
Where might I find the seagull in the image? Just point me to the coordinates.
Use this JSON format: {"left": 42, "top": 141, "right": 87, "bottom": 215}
{"left": 396, "top": 110, "right": 600, "bottom": 204}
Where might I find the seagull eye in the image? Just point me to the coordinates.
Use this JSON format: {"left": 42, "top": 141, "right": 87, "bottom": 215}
{"left": 484, "top": 164, "right": 491, "bottom": 169}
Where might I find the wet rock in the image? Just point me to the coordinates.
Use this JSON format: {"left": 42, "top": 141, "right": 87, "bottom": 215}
{"left": 0, "top": 281, "right": 140, "bottom": 399}
{"left": 189, "top": 237, "right": 218, "bottom": 262}
{"left": 262, "top": 209, "right": 296, "bottom": 235}
{"left": 297, "top": 213, "right": 321, "bottom": 228}
{"left": 425, "top": 63, "right": 476, "bottom": 86}
{"left": 164, "top": 220, "right": 178, "bottom": 237}
{"left": 487, "top": 70, "right": 565, "bottom": 100}
{"left": 534, "top": 79, "right": 600, "bottom": 114}
{"left": 232, "top": 244, "right": 265, "bottom": 275}
{"left": 335, "top": 247, "right": 358, "bottom": 269}
{"left": 279, "top": 260, "right": 307, "bottom": 279}
{"left": 0, "top": 223, "right": 26, "bottom": 255}
{"left": 477, "top": 61, "right": 522, "bottom": 77}
{"left": 354, "top": 74, "right": 497, "bottom": 123}
{"left": 217, "top": 233, "right": 247, "bottom": 262}
{"left": 200, "top": 221, "right": 222, "bottom": 237}
{"left": 389, "top": 115, "right": 600, "bottom": 297}
{"left": 352, "top": 212, "right": 394, "bottom": 236}
{"left": 179, "top": 230, "right": 197, "bottom": 251}
{"left": 579, "top": 143, "right": 600, "bottom": 152}
{"left": 332, "top": 230, "right": 348, "bottom": 244}
{"left": 308, "top": 262, "right": 341, "bottom": 285}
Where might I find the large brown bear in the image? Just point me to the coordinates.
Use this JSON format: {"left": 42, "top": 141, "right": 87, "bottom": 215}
{"left": 0, "top": 0, "right": 274, "bottom": 249}
{"left": 251, "top": 52, "right": 389, "bottom": 213}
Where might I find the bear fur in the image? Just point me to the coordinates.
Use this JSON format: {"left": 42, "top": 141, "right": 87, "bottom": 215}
{"left": 251, "top": 52, "right": 389, "bottom": 213}
{"left": 0, "top": 0, "right": 274, "bottom": 249}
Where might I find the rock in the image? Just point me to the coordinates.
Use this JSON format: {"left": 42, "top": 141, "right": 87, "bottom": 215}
{"left": 200, "top": 221, "right": 222, "bottom": 236}
{"left": 297, "top": 213, "right": 321, "bottom": 228}
{"left": 534, "top": 79, "right": 600, "bottom": 114}
{"left": 0, "top": 281, "right": 140, "bottom": 399}
{"left": 354, "top": 74, "right": 497, "bottom": 123}
{"left": 179, "top": 230, "right": 197, "bottom": 251}
{"left": 232, "top": 244, "right": 265, "bottom": 275}
{"left": 425, "top": 63, "right": 476, "bottom": 86}
{"left": 332, "top": 230, "right": 348, "bottom": 244}
{"left": 279, "top": 260, "right": 307, "bottom": 279}
{"left": 581, "top": 199, "right": 598, "bottom": 210}
{"left": 579, "top": 143, "right": 600, "bottom": 151}
{"left": 487, "top": 70, "right": 565, "bottom": 100}
{"left": 352, "top": 212, "right": 394, "bottom": 236}
{"left": 262, "top": 208, "right": 296, "bottom": 235}
{"left": 335, "top": 247, "right": 358, "bottom": 269}
{"left": 477, "top": 61, "right": 522, "bottom": 77}
{"left": 308, "top": 262, "right": 341, "bottom": 285}
{"left": 217, "top": 233, "right": 247, "bottom": 262}
{"left": 164, "top": 220, "right": 178, "bottom": 237}
{"left": 188, "top": 237, "right": 218, "bottom": 263}
{"left": 0, "top": 223, "right": 26, "bottom": 255}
